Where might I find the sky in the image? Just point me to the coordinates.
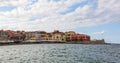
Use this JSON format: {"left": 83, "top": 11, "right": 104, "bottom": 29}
{"left": 0, "top": 0, "right": 120, "bottom": 43}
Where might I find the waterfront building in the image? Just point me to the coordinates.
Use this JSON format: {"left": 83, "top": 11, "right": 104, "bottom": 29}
{"left": 65, "top": 31, "right": 76, "bottom": 41}
{"left": 15, "top": 31, "right": 26, "bottom": 41}
{"left": 52, "top": 30, "right": 66, "bottom": 41}
{"left": 71, "top": 34, "right": 90, "bottom": 42}
{"left": 0, "top": 30, "right": 92, "bottom": 43}
{"left": 41, "top": 33, "right": 53, "bottom": 41}
{"left": 0, "top": 30, "right": 9, "bottom": 41}
{"left": 0, "top": 30, "right": 25, "bottom": 41}
{"left": 25, "top": 31, "right": 52, "bottom": 41}
{"left": 38, "top": 31, "right": 47, "bottom": 41}
{"left": 25, "top": 31, "right": 39, "bottom": 41}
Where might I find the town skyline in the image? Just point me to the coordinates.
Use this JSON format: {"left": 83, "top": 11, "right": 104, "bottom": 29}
{"left": 0, "top": 0, "right": 120, "bottom": 43}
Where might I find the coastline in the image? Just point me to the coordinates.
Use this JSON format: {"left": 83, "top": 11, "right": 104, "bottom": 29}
{"left": 0, "top": 41, "right": 107, "bottom": 46}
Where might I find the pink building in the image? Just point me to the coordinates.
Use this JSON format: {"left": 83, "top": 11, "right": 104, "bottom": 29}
{"left": 71, "top": 34, "right": 90, "bottom": 42}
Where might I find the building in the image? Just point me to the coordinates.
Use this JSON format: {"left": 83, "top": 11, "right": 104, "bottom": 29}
{"left": 38, "top": 31, "right": 47, "bottom": 41}
{"left": 52, "top": 30, "right": 66, "bottom": 41}
{"left": 0, "top": 30, "right": 25, "bottom": 41}
{"left": 41, "top": 33, "right": 53, "bottom": 41}
{"left": 65, "top": 31, "right": 76, "bottom": 41}
{"left": 71, "top": 34, "right": 90, "bottom": 42}
{"left": 25, "top": 31, "right": 40, "bottom": 41}
{"left": 26, "top": 31, "right": 50, "bottom": 41}
{"left": 0, "top": 30, "right": 10, "bottom": 41}
{"left": 0, "top": 30, "right": 92, "bottom": 43}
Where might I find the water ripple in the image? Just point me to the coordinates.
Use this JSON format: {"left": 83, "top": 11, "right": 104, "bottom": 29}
{"left": 0, "top": 44, "right": 120, "bottom": 63}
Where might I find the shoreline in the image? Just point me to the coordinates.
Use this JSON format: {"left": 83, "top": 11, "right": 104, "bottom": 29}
{"left": 0, "top": 41, "right": 109, "bottom": 46}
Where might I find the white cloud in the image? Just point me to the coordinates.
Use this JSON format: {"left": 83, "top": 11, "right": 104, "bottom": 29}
{"left": 0, "top": 0, "right": 31, "bottom": 7}
{"left": 0, "top": 0, "right": 120, "bottom": 31}
{"left": 93, "top": 31, "right": 107, "bottom": 35}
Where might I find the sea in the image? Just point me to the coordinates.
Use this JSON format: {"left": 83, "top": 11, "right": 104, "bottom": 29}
{"left": 0, "top": 44, "right": 120, "bottom": 63}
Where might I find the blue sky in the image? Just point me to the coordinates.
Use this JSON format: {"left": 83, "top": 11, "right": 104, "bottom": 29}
{"left": 75, "top": 22, "right": 120, "bottom": 43}
{"left": 0, "top": 0, "right": 120, "bottom": 43}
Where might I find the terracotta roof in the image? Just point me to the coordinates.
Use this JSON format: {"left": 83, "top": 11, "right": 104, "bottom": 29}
{"left": 0, "top": 30, "right": 23, "bottom": 38}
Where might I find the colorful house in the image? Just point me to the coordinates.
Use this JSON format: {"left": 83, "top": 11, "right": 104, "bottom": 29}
{"left": 65, "top": 31, "right": 76, "bottom": 41}
{"left": 0, "top": 30, "right": 9, "bottom": 40}
{"left": 25, "top": 31, "right": 40, "bottom": 41}
{"left": 52, "top": 30, "right": 66, "bottom": 41}
{"left": 71, "top": 34, "right": 90, "bottom": 43}
{"left": 0, "top": 30, "right": 25, "bottom": 41}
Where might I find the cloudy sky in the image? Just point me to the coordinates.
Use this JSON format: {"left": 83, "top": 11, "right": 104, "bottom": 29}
{"left": 0, "top": 0, "right": 120, "bottom": 43}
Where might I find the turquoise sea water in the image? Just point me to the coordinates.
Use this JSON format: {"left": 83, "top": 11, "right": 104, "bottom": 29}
{"left": 0, "top": 44, "right": 120, "bottom": 63}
